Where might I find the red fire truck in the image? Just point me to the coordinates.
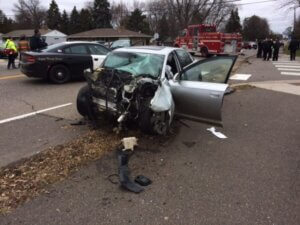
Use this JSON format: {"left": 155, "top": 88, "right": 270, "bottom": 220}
{"left": 174, "top": 24, "right": 242, "bottom": 57}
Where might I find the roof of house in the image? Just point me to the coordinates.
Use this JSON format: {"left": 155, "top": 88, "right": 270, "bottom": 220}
{"left": 68, "top": 28, "right": 151, "bottom": 39}
{"left": 2, "top": 29, "right": 56, "bottom": 38}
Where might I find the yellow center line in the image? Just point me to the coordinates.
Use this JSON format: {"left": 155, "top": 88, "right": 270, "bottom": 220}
{"left": 0, "top": 75, "right": 26, "bottom": 80}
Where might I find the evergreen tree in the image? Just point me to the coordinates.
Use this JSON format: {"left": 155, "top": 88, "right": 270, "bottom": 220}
{"left": 225, "top": 9, "right": 242, "bottom": 33}
{"left": 124, "top": 9, "right": 150, "bottom": 34}
{"left": 47, "top": 0, "right": 61, "bottom": 30}
{"left": 69, "top": 6, "right": 80, "bottom": 34}
{"left": 0, "top": 10, "right": 15, "bottom": 33}
{"left": 79, "top": 9, "right": 93, "bottom": 32}
{"left": 92, "top": 0, "right": 112, "bottom": 28}
{"left": 60, "top": 10, "right": 69, "bottom": 34}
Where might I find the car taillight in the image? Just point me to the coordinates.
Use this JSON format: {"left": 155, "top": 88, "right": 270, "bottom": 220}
{"left": 23, "top": 55, "right": 36, "bottom": 63}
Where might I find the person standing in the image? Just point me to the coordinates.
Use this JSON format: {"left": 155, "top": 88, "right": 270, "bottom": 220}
{"left": 30, "top": 29, "right": 47, "bottom": 51}
{"left": 4, "top": 37, "right": 18, "bottom": 69}
{"left": 288, "top": 37, "right": 299, "bottom": 61}
{"left": 257, "top": 40, "right": 263, "bottom": 58}
{"left": 266, "top": 39, "right": 273, "bottom": 61}
{"left": 262, "top": 39, "right": 268, "bottom": 61}
{"left": 272, "top": 39, "right": 281, "bottom": 61}
{"left": 18, "top": 35, "right": 30, "bottom": 67}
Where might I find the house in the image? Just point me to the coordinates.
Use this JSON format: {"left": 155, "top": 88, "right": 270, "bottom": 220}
{"left": 68, "top": 28, "right": 151, "bottom": 45}
{"left": 2, "top": 29, "right": 67, "bottom": 45}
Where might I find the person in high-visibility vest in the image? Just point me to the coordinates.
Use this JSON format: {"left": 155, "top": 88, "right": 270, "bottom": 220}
{"left": 18, "top": 35, "right": 30, "bottom": 67}
{"left": 4, "top": 37, "right": 18, "bottom": 69}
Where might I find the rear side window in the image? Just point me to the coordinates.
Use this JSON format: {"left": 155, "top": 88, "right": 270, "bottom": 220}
{"left": 64, "top": 45, "right": 88, "bottom": 54}
{"left": 175, "top": 50, "right": 193, "bottom": 68}
{"left": 88, "top": 45, "right": 109, "bottom": 55}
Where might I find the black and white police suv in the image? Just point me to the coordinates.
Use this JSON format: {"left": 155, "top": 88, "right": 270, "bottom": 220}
{"left": 20, "top": 41, "right": 110, "bottom": 84}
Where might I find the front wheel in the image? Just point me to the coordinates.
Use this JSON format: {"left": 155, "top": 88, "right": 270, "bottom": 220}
{"left": 76, "top": 85, "right": 96, "bottom": 120}
{"left": 139, "top": 107, "right": 170, "bottom": 135}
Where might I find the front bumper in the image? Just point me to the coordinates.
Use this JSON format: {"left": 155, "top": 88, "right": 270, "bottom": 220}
{"left": 92, "top": 97, "right": 117, "bottom": 112}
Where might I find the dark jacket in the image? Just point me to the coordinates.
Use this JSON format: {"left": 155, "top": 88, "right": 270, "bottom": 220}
{"left": 30, "top": 35, "right": 47, "bottom": 51}
{"left": 273, "top": 41, "right": 281, "bottom": 52}
{"left": 288, "top": 39, "right": 299, "bottom": 51}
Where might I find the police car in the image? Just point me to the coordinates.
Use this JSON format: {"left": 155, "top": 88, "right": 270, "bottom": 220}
{"left": 20, "top": 41, "right": 110, "bottom": 84}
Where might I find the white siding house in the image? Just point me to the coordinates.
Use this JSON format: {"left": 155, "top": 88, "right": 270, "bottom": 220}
{"left": 43, "top": 30, "right": 67, "bottom": 45}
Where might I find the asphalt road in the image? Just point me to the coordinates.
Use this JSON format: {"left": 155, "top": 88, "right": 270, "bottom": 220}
{"left": 0, "top": 60, "right": 88, "bottom": 167}
{"left": 0, "top": 51, "right": 299, "bottom": 224}
{"left": 0, "top": 51, "right": 252, "bottom": 168}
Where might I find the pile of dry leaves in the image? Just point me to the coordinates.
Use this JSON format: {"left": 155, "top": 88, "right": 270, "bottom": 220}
{"left": 0, "top": 130, "right": 120, "bottom": 214}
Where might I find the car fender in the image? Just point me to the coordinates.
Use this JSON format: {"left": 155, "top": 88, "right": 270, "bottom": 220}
{"left": 150, "top": 79, "right": 175, "bottom": 124}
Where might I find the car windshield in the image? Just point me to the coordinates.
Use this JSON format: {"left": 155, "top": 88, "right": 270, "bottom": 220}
{"left": 40, "top": 43, "right": 66, "bottom": 52}
{"left": 111, "top": 40, "right": 130, "bottom": 48}
{"left": 103, "top": 51, "right": 165, "bottom": 78}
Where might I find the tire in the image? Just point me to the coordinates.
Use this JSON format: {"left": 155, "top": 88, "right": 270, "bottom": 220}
{"left": 49, "top": 64, "right": 71, "bottom": 84}
{"left": 201, "top": 47, "right": 209, "bottom": 58}
{"left": 139, "top": 106, "right": 170, "bottom": 135}
{"left": 76, "top": 85, "right": 95, "bottom": 120}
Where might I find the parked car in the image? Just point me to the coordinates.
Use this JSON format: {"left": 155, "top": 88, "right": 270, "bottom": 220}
{"left": 242, "top": 42, "right": 251, "bottom": 49}
{"left": 249, "top": 42, "right": 257, "bottom": 49}
{"left": 77, "top": 46, "right": 237, "bottom": 135}
{"left": 0, "top": 47, "right": 7, "bottom": 59}
{"left": 20, "top": 41, "right": 110, "bottom": 84}
{"left": 110, "top": 39, "right": 131, "bottom": 50}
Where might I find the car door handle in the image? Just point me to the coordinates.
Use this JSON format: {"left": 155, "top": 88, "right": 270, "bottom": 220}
{"left": 94, "top": 58, "right": 99, "bottom": 61}
{"left": 209, "top": 92, "right": 220, "bottom": 98}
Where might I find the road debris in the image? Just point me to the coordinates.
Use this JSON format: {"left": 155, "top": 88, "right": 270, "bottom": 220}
{"left": 121, "top": 137, "right": 138, "bottom": 151}
{"left": 118, "top": 150, "right": 144, "bottom": 193}
{"left": 134, "top": 175, "right": 152, "bottom": 186}
{"left": 207, "top": 127, "right": 228, "bottom": 139}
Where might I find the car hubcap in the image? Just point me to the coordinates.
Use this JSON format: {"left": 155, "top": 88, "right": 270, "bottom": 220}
{"left": 56, "top": 70, "right": 65, "bottom": 80}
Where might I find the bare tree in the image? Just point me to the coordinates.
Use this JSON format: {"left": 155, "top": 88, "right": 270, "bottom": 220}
{"left": 205, "top": 1, "right": 235, "bottom": 28}
{"left": 281, "top": 0, "right": 300, "bottom": 9}
{"left": 111, "top": 1, "right": 130, "bottom": 28}
{"left": 146, "top": 0, "right": 168, "bottom": 33}
{"left": 13, "top": 0, "right": 47, "bottom": 29}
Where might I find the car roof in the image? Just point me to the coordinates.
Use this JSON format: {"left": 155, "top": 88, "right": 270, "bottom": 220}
{"left": 62, "top": 41, "right": 104, "bottom": 45}
{"left": 114, "top": 46, "right": 180, "bottom": 55}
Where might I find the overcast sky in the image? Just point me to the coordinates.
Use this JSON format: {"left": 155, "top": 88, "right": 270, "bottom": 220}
{"left": 0, "top": 0, "right": 296, "bottom": 33}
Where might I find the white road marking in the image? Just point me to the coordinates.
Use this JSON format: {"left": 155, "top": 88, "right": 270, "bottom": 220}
{"left": 230, "top": 74, "right": 252, "bottom": 80}
{"left": 277, "top": 68, "right": 300, "bottom": 71}
{"left": 0, "top": 103, "right": 73, "bottom": 125}
{"left": 275, "top": 65, "right": 300, "bottom": 68}
{"left": 273, "top": 62, "right": 300, "bottom": 65}
{"left": 281, "top": 72, "right": 300, "bottom": 76}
